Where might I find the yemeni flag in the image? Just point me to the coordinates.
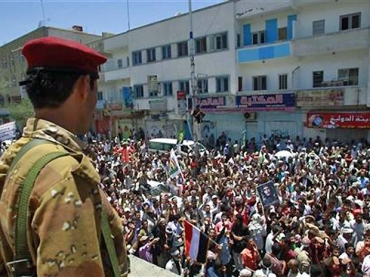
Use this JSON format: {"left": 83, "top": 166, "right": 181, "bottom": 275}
{"left": 184, "top": 220, "right": 209, "bottom": 263}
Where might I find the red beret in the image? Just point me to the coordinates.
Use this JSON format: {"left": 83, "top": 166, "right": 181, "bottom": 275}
{"left": 22, "top": 36, "right": 107, "bottom": 75}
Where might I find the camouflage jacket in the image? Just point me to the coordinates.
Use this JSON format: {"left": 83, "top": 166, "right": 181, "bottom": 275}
{"left": 0, "top": 118, "right": 128, "bottom": 276}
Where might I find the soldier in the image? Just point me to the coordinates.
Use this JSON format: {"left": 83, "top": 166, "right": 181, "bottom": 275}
{"left": 0, "top": 37, "right": 128, "bottom": 276}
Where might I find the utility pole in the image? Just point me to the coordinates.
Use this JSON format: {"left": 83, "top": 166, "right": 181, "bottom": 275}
{"left": 188, "top": 0, "right": 197, "bottom": 142}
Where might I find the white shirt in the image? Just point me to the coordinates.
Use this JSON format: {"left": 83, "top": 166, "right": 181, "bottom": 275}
{"left": 265, "top": 232, "right": 274, "bottom": 254}
{"left": 362, "top": 254, "right": 370, "bottom": 276}
{"left": 165, "top": 259, "right": 183, "bottom": 275}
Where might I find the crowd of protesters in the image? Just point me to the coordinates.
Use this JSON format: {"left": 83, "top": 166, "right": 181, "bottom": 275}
{"left": 69, "top": 131, "right": 370, "bottom": 276}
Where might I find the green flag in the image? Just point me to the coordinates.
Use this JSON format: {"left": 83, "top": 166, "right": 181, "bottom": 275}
{"left": 177, "top": 129, "right": 185, "bottom": 144}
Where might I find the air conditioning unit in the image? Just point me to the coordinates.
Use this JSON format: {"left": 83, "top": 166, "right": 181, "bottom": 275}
{"left": 244, "top": 112, "right": 257, "bottom": 120}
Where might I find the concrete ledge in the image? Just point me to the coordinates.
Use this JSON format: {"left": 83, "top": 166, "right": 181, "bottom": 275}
{"left": 128, "top": 255, "right": 178, "bottom": 277}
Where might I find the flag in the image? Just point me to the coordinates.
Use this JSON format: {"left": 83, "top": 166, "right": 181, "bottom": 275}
{"left": 169, "top": 149, "right": 181, "bottom": 178}
{"left": 184, "top": 220, "right": 209, "bottom": 263}
{"left": 241, "top": 130, "right": 247, "bottom": 150}
{"left": 216, "top": 227, "right": 231, "bottom": 265}
{"left": 177, "top": 129, "right": 185, "bottom": 144}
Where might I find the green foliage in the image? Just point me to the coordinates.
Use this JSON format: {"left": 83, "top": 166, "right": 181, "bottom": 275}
{"left": 8, "top": 98, "right": 34, "bottom": 127}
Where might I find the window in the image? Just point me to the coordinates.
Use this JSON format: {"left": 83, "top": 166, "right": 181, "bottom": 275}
{"left": 177, "top": 41, "right": 188, "bottom": 57}
{"left": 278, "top": 27, "right": 287, "bottom": 40}
{"left": 340, "top": 13, "right": 361, "bottom": 31}
{"left": 147, "top": 48, "right": 156, "bottom": 63}
{"left": 313, "top": 20, "right": 325, "bottom": 35}
{"left": 117, "top": 59, "right": 123, "bottom": 68}
{"left": 279, "top": 74, "right": 288, "bottom": 90}
{"left": 313, "top": 71, "right": 324, "bottom": 88}
{"left": 215, "top": 33, "right": 228, "bottom": 50}
{"left": 179, "top": 80, "right": 190, "bottom": 95}
{"left": 216, "top": 77, "right": 229, "bottom": 93}
{"left": 197, "top": 79, "right": 208, "bottom": 94}
{"left": 237, "top": 34, "right": 241, "bottom": 48}
{"left": 251, "top": 31, "right": 265, "bottom": 45}
{"left": 149, "top": 90, "right": 158, "bottom": 97}
{"left": 97, "top": 91, "right": 104, "bottom": 101}
{"left": 163, "top": 82, "right": 173, "bottom": 96}
{"left": 338, "top": 68, "right": 359, "bottom": 86}
{"left": 132, "top": 51, "right": 142, "bottom": 65}
{"left": 133, "top": 85, "right": 144, "bottom": 98}
{"left": 195, "top": 37, "right": 207, "bottom": 54}
{"left": 162, "top": 45, "right": 171, "bottom": 59}
{"left": 253, "top": 76, "right": 267, "bottom": 91}
{"left": 238, "top": 76, "right": 243, "bottom": 91}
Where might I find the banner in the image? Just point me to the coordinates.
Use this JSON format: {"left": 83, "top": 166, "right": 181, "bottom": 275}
{"left": 148, "top": 75, "right": 159, "bottom": 96}
{"left": 169, "top": 149, "right": 182, "bottom": 178}
{"left": 307, "top": 112, "right": 370, "bottom": 129}
{"left": 177, "top": 90, "right": 187, "bottom": 115}
{"left": 297, "top": 89, "right": 344, "bottom": 107}
{"left": 0, "top": 121, "right": 16, "bottom": 141}
{"left": 122, "top": 87, "right": 133, "bottom": 107}
{"left": 235, "top": 93, "right": 295, "bottom": 111}
{"left": 256, "top": 181, "right": 280, "bottom": 208}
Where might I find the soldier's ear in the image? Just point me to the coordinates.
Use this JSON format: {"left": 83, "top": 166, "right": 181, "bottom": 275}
{"left": 74, "top": 75, "right": 90, "bottom": 100}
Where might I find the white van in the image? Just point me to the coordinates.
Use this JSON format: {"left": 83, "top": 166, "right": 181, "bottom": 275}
{"left": 148, "top": 138, "right": 208, "bottom": 156}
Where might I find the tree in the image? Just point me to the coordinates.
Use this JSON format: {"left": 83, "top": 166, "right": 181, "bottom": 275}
{"left": 0, "top": 69, "right": 34, "bottom": 128}
{"left": 8, "top": 98, "right": 34, "bottom": 128}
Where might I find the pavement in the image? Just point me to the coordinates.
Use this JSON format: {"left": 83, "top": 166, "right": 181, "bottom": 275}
{"left": 128, "top": 255, "right": 178, "bottom": 277}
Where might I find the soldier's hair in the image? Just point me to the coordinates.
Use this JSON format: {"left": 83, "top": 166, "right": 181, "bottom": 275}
{"left": 23, "top": 69, "right": 96, "bottom": 109}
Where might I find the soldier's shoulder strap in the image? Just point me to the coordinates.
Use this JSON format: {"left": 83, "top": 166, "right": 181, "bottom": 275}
{"left": 7, "top": 138, "right": 68, "bottom": 276}
{"left": 9, "top": 139, "right": 122, "bottom": 277}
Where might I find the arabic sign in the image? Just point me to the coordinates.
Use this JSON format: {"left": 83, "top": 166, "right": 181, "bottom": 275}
{"left": 235, "top": 93, "right": 295, "bottom": 111}
{"left": 0, "top": 121, "right": 16, "bottom": 141}
{"left": 149, "top": 99, "right": 167, "bottom": 111}
{"left": 307, "top": 112, "right": 370, "bottom": 129}
{"left": 108, "top": 103, "right": 123, "bottom": 111}
{"left": 177, "top": 91, "right": 187, "bottom": 115}
{"left": 148, "top": 75, "right": 159, "bottom": 95}
{"left": 187, "top": 96, "right": 226, "bottom": 110}
{"left": 296, "top": 89, "right": 344, "bottom": 107}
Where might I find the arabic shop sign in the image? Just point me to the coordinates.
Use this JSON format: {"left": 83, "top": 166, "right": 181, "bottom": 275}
{"left": 187, "top": 96, "right": 226, "bottom": 110}
{"left": 235, "top": 93, "right": 295, "bottom": 111}
{"left": 296, "top": 89, "right": 344, "bottom": 107}
{"left": 307, "top": 112, "right": 370, "bottom": 129}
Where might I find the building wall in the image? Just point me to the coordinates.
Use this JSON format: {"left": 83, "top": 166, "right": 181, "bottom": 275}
{"left": 295, "top": 1, "right": 370, "bottom": 39}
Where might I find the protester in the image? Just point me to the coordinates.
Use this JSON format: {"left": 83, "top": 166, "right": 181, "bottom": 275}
{"left": 4, "top": 111, "right": 370, "bottom": 276}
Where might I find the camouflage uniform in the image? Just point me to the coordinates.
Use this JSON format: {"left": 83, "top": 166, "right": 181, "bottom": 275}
{"left": 0, "top": 118, "right": 128, "bottom": 276}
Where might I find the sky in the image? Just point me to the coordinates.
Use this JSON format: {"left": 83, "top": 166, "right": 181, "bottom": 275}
{"left": 0, "top": 0, "right": 223, "bottom": 46}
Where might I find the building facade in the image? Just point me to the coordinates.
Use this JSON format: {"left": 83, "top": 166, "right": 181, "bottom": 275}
{"left": 0, "top": 26, "right": 104, "bottom": 124}
{"left": 1, "top": 0, "right": 369, "bottom": 145}
{"left": 98, "top": 0, "right": 370, "bottom": 146}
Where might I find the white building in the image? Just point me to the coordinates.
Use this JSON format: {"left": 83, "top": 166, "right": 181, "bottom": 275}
{"left": 96, "top": 0, "right": 370, "bottom": 146}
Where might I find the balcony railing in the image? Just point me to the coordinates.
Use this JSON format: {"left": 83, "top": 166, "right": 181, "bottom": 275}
{"left": 292, "top": 27, "right": 370, "bottom": 57}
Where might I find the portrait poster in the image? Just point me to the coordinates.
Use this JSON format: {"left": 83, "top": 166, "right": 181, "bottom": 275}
{"left": 256, "top": 181, "right": 280, "bottom": 208}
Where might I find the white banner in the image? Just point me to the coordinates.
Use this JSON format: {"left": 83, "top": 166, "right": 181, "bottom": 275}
{"left": 169, "top": 149, "right": 182, "bottom": 178}
{"left": 0, "top": 121, "right": 16, "bottom": 141}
